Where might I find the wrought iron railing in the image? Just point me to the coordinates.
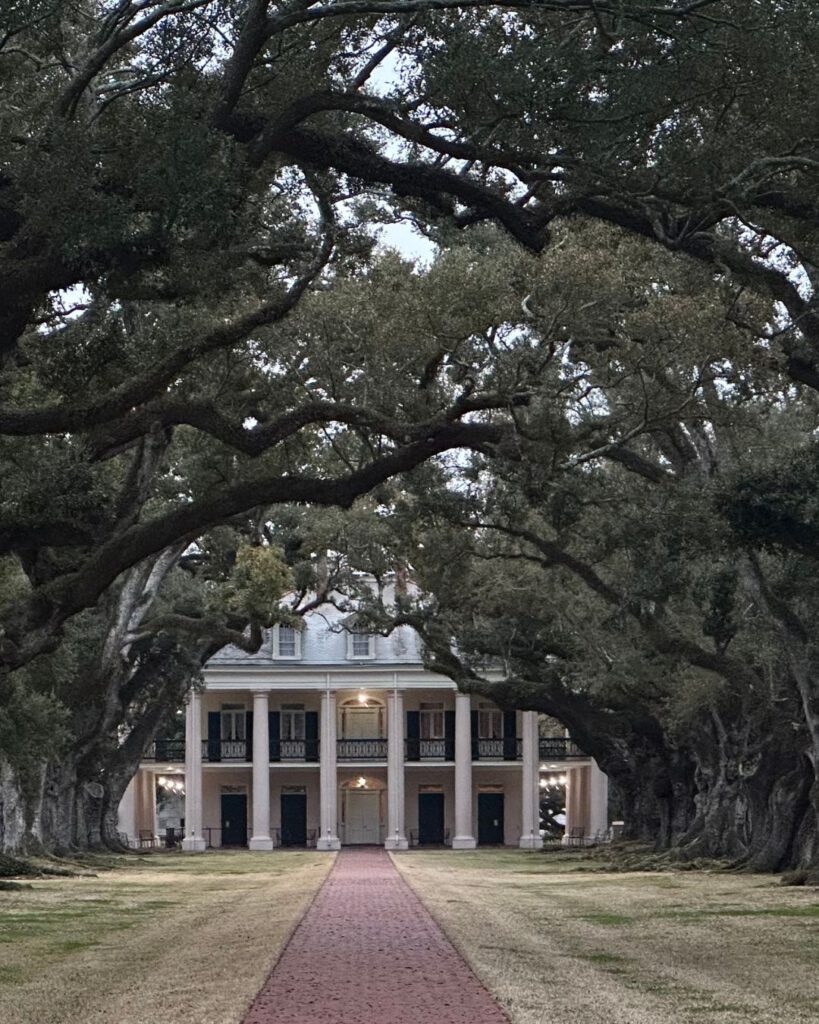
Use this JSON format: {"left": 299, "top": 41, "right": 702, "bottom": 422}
{"left": 420, "top": 738, "right": 448, "bottom": 759}
{"left": 538, "top": 737, "right": 585, "bottom": 759}
{"left": 474, "top": 738, "right": 522, "bottom": 760}
{"left": 149, "top": 734, "right": 583, "bottom": 764}
{"left": 336, "top": 738, "right": 387, "bottom": 760}
{"left": 202, "top": 826, "right": 252, "bottom": 848}
{"left": 143, "top": 739, "right": 185, "bottom": 761}
{"left": 404, "top": 738, "right": 452, "bottom": 760}
{"left": 201, "top": 739, "right": 249, "bottom": 761}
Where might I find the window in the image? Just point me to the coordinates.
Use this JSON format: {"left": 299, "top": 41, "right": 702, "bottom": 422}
{"left": 478, "top": 703, "right": 503, "bottom": 739}
{"left": 420, "top": 702, "right": 445, "bottom": 740}
{"left": 347, "top": 631, "right": 374, "bottom": 659}
{"left": 221, "top": 704, "right": 246, "bottom": 741}
{"left": 274, "top": 624, "right": 301, "bottom": 659}
{"left": 281, "top": 704, "right": 305, "bottom": 741}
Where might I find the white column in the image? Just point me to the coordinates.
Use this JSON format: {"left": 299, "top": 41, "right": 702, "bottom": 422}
{"left": 142, "top": 770, "right": 158, "bottom": 837}
{"left": 588, "top": 758, "right": 609, "bottom": 840}
{"left": 249, "top": 691, "right": 273, "bottom": 850}
{"left": 452, "top": 692, "right": 476, "bottom": 849}
{"left": 561, "top": 765, "right": 577, "bottom": 846}
{"left": 385, "top": 690, "right": 408, "bottom": 850}
{"left": 317, "top": 690, "right": 341, "bottom": 850}
{"left": 117, "top": 775, "right": 137, "bottom": 847}
{"left": 182, "top": 692, "right": 206, "bottom": 851}
{"left": 519, "top": 711, "right": 544, "bottom": 849}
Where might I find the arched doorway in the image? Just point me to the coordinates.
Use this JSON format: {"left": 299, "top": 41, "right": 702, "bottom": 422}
{"left": 340, "top": 776, "right": 385, "bottom": 845}
{"left": 338, "top": 694, "right": 385, "bottom": 739}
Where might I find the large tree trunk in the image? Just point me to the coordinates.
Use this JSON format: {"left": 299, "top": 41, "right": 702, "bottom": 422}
{"left": 669, "top": 709, "right": 815, "bottom": 870}
{"left": 0, "top": 759, "right": 32, "bottom": 855}
{"left": 599, "top": 744, "right": 696, "bottom": 851}
{"left": 1, "top": 752, "right": 140, "bottom": 855}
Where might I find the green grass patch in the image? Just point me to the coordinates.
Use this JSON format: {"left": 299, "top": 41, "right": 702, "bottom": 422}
{"left": 577, "top": 951, "right": 628, "bottom": 964}
{"left": 578, "top": 912, "right": 634, "bottom": 926}
{"left": 659, "top": 904, "right": 819, "bottom": 920}
{"left": 49, "top": 938, "right": 99, "bottom": 954}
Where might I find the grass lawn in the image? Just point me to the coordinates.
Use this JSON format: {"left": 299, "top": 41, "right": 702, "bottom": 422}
{"left": 393, "top": 849, "right": 819, "bottom": 1024}
{"left": 0, "top": 850, "right": 332, "bottom": 1024}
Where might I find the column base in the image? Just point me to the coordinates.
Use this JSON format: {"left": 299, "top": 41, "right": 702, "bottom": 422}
{"left": 248, "top": 836, "right": 274, "bottom": 851}
{"left": 316, "top": 836, "right": 341, "bottom": 851}
{"left": 181, "top": 836, "right": 207, "bottom": 852}
{"left": 519, "top": 835, "right": 544, "bottom": 850}
{"left": 384, "top": 836, "right": 409, "bottom": 851}
{"left": 451, "top": 836, "right": 477, "bottom": 849}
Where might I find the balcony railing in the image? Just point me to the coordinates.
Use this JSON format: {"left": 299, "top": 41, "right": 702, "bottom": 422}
{"left": 538, "top": 737, "right": 585, "bottom": 759}
{"left": 143, "top": 740, "right": 185, "bottom": 762}
{"left": 147, "top": 733, "right": 585, "bottom": 764}
{"left": 404, "top": 738, "right": 453, "bottom": 760}
{"left": 474, "top": 738, "right": 522, "bottom": 760}
{"left": 270, "top": 738, "right": 319, "bottom": 762}
{"left": 336, "top": 738, "right": 387, "bottom": 760}
{"left": 421, "top": 739, "right": 447, "bottom": 758}
{"left": 201, "top": 739, "right": 249, "bottom": 761}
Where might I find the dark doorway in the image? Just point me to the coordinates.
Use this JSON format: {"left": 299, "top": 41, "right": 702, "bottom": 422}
{"left": 418, "top": 792, "right": 445, "bottom": 845}
{"left": 280, "top": 793, "right": 307, "bottom": 847}
{"left": 478, "top": 792, "right": 504, "bottom": 845}
{"left": 220, "top": 793, "right": 247, "bottom": 847}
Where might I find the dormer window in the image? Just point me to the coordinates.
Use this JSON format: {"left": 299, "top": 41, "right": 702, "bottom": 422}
{"left": 347, "top": 631, "right": 374, "bottom": 660}
{"left": 274, "top": 624, "right": 301, "bottom": 659}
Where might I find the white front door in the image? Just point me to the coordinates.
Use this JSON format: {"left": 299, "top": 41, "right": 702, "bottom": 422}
{"left": 345, "top": 791, "right": 380, "bottom": 844}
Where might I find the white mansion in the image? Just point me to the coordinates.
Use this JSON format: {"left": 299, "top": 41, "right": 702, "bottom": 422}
{"left": 118, "top": 590, "right": 608, "bottom": 850}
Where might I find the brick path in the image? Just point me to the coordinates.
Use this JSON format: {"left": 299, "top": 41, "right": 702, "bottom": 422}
{"left": 243, "top": 848, "right": 509, "bottom": 1024}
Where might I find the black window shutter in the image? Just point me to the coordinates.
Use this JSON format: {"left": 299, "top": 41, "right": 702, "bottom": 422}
{"left": 444, "top": 710, "right": 455, "bottom": 760}
{"left": 245, "top": 710, "right": 253, "bottom": 761}
{"left": 471, "top": 710, "right": 479, "bottom": 759}
{"left": 305, "top": 711, "right": 319, "bottom": 762}
{"left": 406, "top": 710, "right": 420, "bottom": 761}
{"left": 503, "top": 709, "right": 517, "bottom": 760}
{"left": 207, "top": 712, "right": 221, "bottom": 762}
{"left": 268, "top": 711, "right": 280, "bottom": 762}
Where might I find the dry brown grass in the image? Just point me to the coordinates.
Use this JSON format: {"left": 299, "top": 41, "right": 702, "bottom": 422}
{"left": 0, "top": 850, "right": 333, "bottom": 1024}
{"left": 394, "top": 849, "right": 819, "bottom": 1024}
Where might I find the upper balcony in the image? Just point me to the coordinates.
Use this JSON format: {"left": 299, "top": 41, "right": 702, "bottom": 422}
{"left": 143, "top": 735, "right": 585, "bottom": 763}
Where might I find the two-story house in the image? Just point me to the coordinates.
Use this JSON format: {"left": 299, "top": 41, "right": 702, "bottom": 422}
{"left": 118, "top": 588, "right": 608, "bottom": 849}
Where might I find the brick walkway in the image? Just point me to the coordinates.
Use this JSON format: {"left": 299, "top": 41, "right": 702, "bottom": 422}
{"left": 243, "top": 848, "right": 509, "bottom": 1024}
